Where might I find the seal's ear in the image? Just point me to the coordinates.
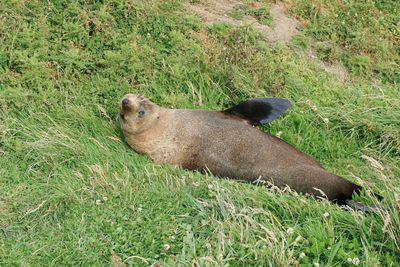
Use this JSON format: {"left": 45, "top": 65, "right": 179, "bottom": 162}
{"left": 223, "top": 98, "right": 292, "bottom": 125}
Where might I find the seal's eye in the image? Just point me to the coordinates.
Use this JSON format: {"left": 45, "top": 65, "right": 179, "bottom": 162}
{"left": 138, "top": 110, "right": 145, "bottom": 118}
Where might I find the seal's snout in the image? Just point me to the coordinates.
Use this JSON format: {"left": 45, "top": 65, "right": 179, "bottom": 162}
{"left": 122, "top": 98, "right": 129, "bottom": 106}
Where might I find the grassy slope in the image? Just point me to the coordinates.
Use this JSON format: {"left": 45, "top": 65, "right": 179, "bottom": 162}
{"left": 0, "top": 0, "right": 399, "bottom": 266}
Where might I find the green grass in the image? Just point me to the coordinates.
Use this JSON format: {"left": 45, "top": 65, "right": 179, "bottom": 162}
{"left": 286, "top": 0, "right": 400, "bottom": 83}
{"left": 226, "top": 2, "right": 273, "bottom": 26}
{"left": 0, "top": 0, "right": 399, "bottom": 266}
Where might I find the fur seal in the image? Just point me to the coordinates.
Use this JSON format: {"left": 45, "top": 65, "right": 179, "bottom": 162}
{"left": 118, "top": 94, "right": 366, "bottom": 205}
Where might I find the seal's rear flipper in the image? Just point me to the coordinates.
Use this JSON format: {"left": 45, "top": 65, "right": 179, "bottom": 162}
{"left": 223, "top": 98, "right": 292, "bottom": 125}
{"left": 344, "top": 199, "right": 393, "bottom": 212}
{"left": 337, "top": 187, "right": 391, "bottom": 212}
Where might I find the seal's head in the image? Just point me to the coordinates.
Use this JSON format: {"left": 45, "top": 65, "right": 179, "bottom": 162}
{"left": 118, "top": 94, "right": 160, "bottom": 134}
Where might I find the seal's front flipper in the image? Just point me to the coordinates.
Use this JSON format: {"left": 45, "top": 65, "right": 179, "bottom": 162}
{"left": 223, "top": 98, "right": 292, "bottom": 125}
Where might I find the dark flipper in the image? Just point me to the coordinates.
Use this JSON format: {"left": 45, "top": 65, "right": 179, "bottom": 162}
{"left": 344, "top": 199, "right": 393, "bottom": 212}
{"left": 340, "top": 189, "right": 392, "bottom": 212}
{"left": 223, "top": 98, "right": 292, "bottom": 125}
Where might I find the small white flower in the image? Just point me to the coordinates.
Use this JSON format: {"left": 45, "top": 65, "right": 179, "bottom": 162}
{"left": 137, "top": 207, "right": 142, "bottom": 212}
{"left": 327, "top": 246, "right": 331, "bottom": 250}
{"left": 205, "top": 243, "right": 211, "bottom": 249}
{"left": 347, "top": 258, "right": 353, "bottom": 263}
{"left": 352, "top": 257, "right": 360, "bottom": 265}
{"left": 208, "top": 184, "right": 213, "bottom": 189}
{"left": 102, "top": 196, "right": 108, "bottom": 201}
{"left": 323, "top": 212, "right": 330, "bottom": 218}
{"left": 286, "top": 227, "right": 294, "bottom": 235}
{"left": 299, "top": 252, "right": 305, "bottom": 258}
{"left": 95, "top": 199, "right": 101, "bottom": 205}
{"left": 276, "top": 131, "right": 283, "bottom": 138}
{"left": 314, "top": 263, "right": 320, "bottom": 267}
{"left": 192, "top": 182, "right": 199, "bottom": 187}
{"left": 163, "top": 244, "right": 170, "bottom": 250}
{"left": 323, "top": 118, "right": 329, "bottom": 124}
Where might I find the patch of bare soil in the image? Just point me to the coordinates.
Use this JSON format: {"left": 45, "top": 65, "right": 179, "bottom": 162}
{"left": 188, "top": 0, "right": 349, "bottom": 81}
{"left": 110, "top": 252, "right": 125, "bottom": 267}
{"left": 189, "top": 0, "right": 298, "bottom": 43}
{"left": 306, "top": 49, "right": 349, "bottom": 82}
{"left": 322, "top": 62, "right": 349, "bottom": 82}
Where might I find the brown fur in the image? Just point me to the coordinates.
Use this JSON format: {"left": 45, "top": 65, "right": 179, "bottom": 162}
{"left": 119, "top": 94, "right": 360, "bottom": 202}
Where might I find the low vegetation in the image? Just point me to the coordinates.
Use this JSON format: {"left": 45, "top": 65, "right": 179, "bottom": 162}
{"left": 0, "top": 0, "right": 399, "bottom": 266}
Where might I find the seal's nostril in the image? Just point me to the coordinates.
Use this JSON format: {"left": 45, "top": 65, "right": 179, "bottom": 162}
{"left": 122, "top": 98, "right": 129, "bottom": 106}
